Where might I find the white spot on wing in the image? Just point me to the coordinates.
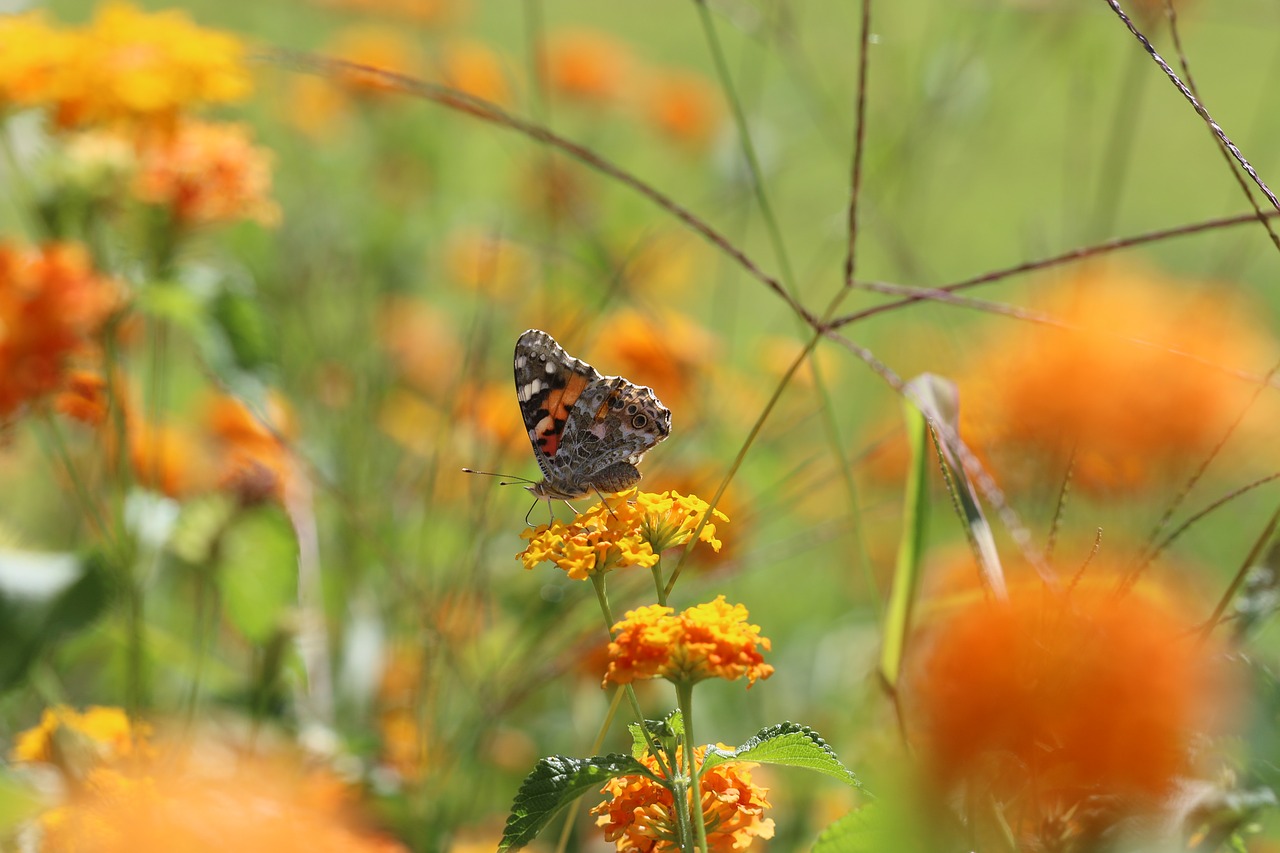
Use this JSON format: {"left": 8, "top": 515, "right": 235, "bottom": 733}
{"left": 544, "top": 362, "right": 556, "bottom": 374}
{"left": 514, "top": 356, "right": 527, "bottom": 368}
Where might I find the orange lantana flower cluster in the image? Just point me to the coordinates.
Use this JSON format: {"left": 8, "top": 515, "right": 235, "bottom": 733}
{"left": 518, "top": 490, "right": 728, "bottom": 580}
{"left": 592, "top": 745, "right": 775, "bottom": 853}
{"left": 604, "top": 596, "right": 773, "bottom": 688}
{"left": 0, "top": 3, "right": 250, "bottom": 130}
{"left": 132, "top": 121, "right": 279, "bottom": 227}
{"left": 0, "top": 242, "right": 119, "bottom": 421}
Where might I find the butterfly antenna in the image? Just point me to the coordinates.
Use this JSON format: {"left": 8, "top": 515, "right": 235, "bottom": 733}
{"left": 461, "top": 467, "right": 537, "bottom": 487}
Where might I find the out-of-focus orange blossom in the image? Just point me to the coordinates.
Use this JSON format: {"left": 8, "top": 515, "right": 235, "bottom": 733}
{"left": 902, "top": 562, "right": 1242, "bottom": 845}
{"left": 0, "top": 3, "right": 251, "bottom": 131}
{"left": 132, "top": 120, "right": 279, "bottom": 227}
{"left": 317, "top": 0, "right": 466, "bottom": 27}
{"left": 959, "top": 266, "right": 1279, "bottom": 495}
{"left": 0, "top": 242, "right": 120, "bottom": 422}
{"left": 377, "top": 295, "right": 462, "bottom": 398}
{"left": 516, "top": 155, "right": 596, "bottom": 223}
{"left": 642, "top": 69, "right": 724, "bottom": 150}
{"left": 437, "top": 39, "right": 513, "bottom": 106}
{"left": 592, "top": 745, "right": 774, "bottom": 853}
{"left": 37, "top": 743, "right": 406, "bottom": 853}
{"left": 443, "top": 228, "right": 535, "bottom": 297}
{"left": 591, "top": 309, "right": 718, "bottom": 413}
{"left": 54, "top": 369, "right": 111, "bottom": 427}
{"left": 611, "top": 229, "right": 704, "bottom": 296}
{"left": 539, "top": 29, "right": 634, "bottom": 105}
{"left": 206, "top": 392, "right": 296, "bottom": 505}
{"left": 128, "top": 419, "right": 214, "bottom": 499}
{"left": 327, "top": 25, "right": 424, "bottom": 97}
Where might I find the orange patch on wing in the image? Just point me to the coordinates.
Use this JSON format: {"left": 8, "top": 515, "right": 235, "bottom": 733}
{"left": 543, "top": 373, "right": 590, "bottom": 422}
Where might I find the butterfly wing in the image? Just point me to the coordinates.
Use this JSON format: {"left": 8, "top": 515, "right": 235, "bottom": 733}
{"left": 514, "top": 329, "right": 602, "bottom": 485}
{"left": 557, "top": 377, "right": 672, "bottom": 480}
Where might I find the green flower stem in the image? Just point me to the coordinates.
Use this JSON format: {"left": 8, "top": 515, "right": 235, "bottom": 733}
{"left": 34, "top": 408, "right": 112, "bottom": 547}
{"left": 670, "top": 770, "right": 695, "bottom": 853}
{"left": 589, "top": 572, "right": 673, "bottom": 782}
{"left": 649, "top": 557, "right": 667, "bottom": 607}
{"left": 675, "top": 680, "right": 709, "bottom": 853}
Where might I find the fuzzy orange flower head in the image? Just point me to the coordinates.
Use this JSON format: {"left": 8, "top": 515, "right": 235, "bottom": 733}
{"left": 518, "top": 490, "right": 728, "bottom": 580}
{"left": 539, "top": 29, "right": 633, "bottom": 105}
{"left": 0, "top": 242, "right": 120, "bottom": 421}
{"left": 206, "top": 391, "right": 297, "bottom": 505}
{"left": 132, "top": 120, "right": 280, "bottom": 228}
{"left": 642, "top": 69, "right": 724, "bottom": 150}
{"left": 591, "top": 310, "right": 718, "bottom": 413}
{"left": 604, "top": 596, "right": 773, "bottom": 689}
{"left": 328, "top": 26, "right": 423, "bottom": 97}
{"left": 960, "top": 266, "right": 1279, "bottom": 495}
{"left": 31, "top": 736, "right": 408, "bottom": 853}
{"left": 592, "top": 745, "right": 775, "bottom": 853}
{"left": 902, "top": 567, "right": 1242, "bottom": 844}
{"left": 45, "top": 3, "right": 250, "bottom": 131}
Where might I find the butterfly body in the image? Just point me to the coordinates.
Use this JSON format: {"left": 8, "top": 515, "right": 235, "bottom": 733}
{"left": 515, "top": 329, "right": 671, "bottom": 501}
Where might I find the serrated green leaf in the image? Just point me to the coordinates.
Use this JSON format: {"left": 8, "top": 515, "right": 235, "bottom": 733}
{"left": 499, "top": 753, "right": 650, "bottom": 852}
{"left": 701, "top": 722, "right": 859, "bottom": 789}
{"left": 627, "top": 710, "right": 683, "bottom": 760}
{"left": 216, "top": 507, "right": 298, "bottom": 644}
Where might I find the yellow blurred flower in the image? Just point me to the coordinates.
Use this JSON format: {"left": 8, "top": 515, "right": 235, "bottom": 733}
{"left": 592, "top": 744, "right": 774, "bottom": 853}
{"left": 12, "top": 3, "right": 252, "bottom": 130}
{"left": 12, "top": 706, "right": 147, "bottom": 767}
{"left": 133, "top": 120, "right": 279, "bottom": 227}
{"left": 0, "top": 13, "right": 78, "bottom": 112}
{"left": 641, "top": 69, "right": 723, "bottom": 150}
{"left": 604, "top": 595, "right": 773, "bottom": 688}
{"left": 960, "top": 266, "right": 1279, "bottom": 494}
{"left": 518, "top": 489, "right": 727, "bottom": 580}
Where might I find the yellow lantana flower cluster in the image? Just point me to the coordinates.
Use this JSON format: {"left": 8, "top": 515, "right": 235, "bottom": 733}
{"left": 0, "top": 3, "right": 251, "bottom": 130}
{"left": 11, "top": 705, "right": 149, "bottom": 767}
{"left": 518, "top": 489, "right": 728, "bottom": 580}
{"left": 592, "top": 745, "right": 775, "bottom": 853}
{"left": 604, "top": 595, "right": 774, "bottom": 688}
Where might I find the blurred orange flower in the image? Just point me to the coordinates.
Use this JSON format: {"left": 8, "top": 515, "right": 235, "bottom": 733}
{"left": 642, "top": 69, "right": 723, "bottom": 150}
{"left": 539, "top": 29, "right": 633, "bottom": 104}
{"left": 317, "top": 0, "right": 465, "bottom": 27}
{"left": 604, "top": 595, "right": 772, "bottom": 688}
{"left": 960, "top": 266, "right": 1278, "bottom": 494}
{"left": 592, "top": 745, "right": 774, "bottom": 853}
{"left": 327, "top": 25, "right": 424, "bottom": 96}
{"left": 11, "top": 2, "right": 251, "bottom": 130}
{"left": 591, "top": 310, "right": 718, "bottom": 412}
{"left": 206, "top": 392, "right": 296, "bottom": 505}
{"left": 54, "top": 369, "right": 111, "bottom": 426}
{"left": 133, "top": 120, "right": 279, "bottom": 227}
{"left": 0, "top": 242, "right": 119, "bottom": 421}
{"left": 377, "top": 295, "right": 462, "bottom": 398}
{"left": 128, "top": 419, "right": 214, "bottom": 499}
{"left": 443, "top": 228, "right": 534, "bottom": 296}
{"left": 437, "top": 39, "right": 513, "bottom": 106}
{"left": 902, "top": 569, "right": 1240, "bottom": 841}
{"left": 33, "top": 741, "right": 406, "bottom": 853}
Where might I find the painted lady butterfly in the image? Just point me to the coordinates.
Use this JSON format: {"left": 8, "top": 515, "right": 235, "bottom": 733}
{"left": 514, "top": 329, "right": 671, "bottom": 501}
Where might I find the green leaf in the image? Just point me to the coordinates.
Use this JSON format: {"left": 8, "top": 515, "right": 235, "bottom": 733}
{"left": 701, "top": 722, "right": 859, "bottom": 789}
{"left": 813, "top": 802, "right": 954, "bottom": 853}
{"left": 215, "top": 507, "right": 298, "bottom": 644}
{"left": 169, "top": 494, "right": 239, "bottom": 565}
{"left": 498, "top": 753, "right": 651, "bottom": 852}
{"left": 627, "top": 710, "right": 683, "bottom": 760}
{"left": 880, "top": 380, "right": 931, "bottom": 690}
{"left": 211, "top": 290, "right": 273, "bottom": 371}
{"left": 0, "top": 550, "right": 111, "bottom": 693}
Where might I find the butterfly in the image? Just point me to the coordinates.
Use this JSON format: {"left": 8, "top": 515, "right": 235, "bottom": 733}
{"left": 513, "top": 329, "right": 671, "bottom": 502}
